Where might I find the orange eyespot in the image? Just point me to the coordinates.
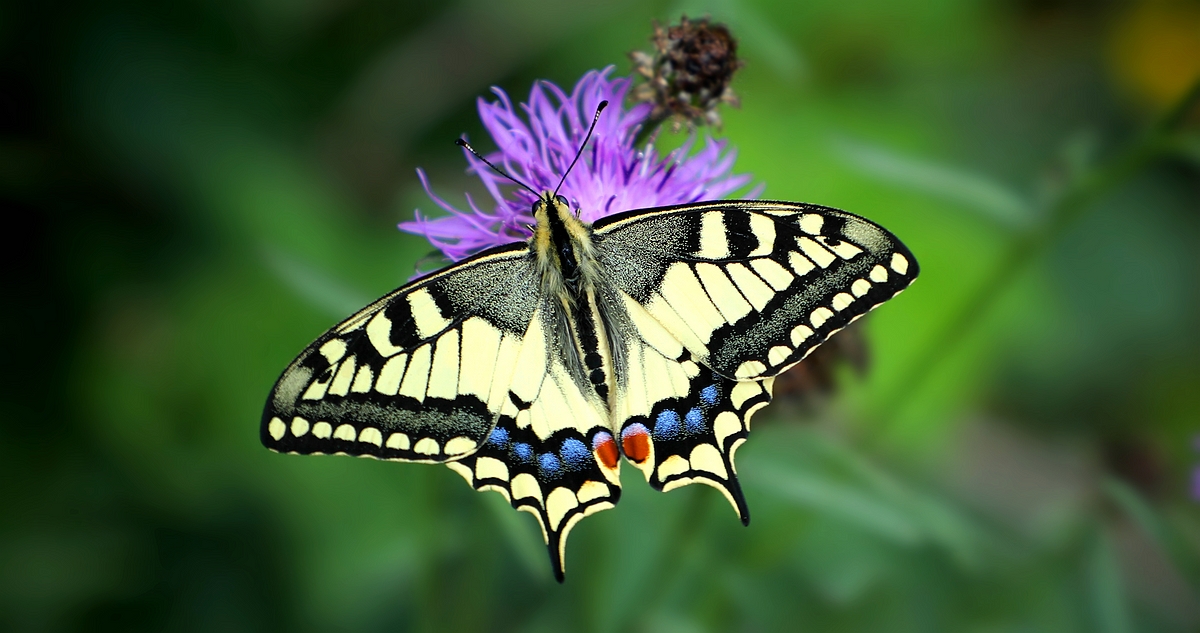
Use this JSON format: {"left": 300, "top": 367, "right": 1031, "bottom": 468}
{"left": 592, "top": 431, "right": 620, "bottom": 470}
{"left": 620, "top": 423, "right": 651, "bottom": 463}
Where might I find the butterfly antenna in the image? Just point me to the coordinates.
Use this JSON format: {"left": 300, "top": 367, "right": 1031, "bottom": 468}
{"left": 455, "top": 139, "right": 540, "bottom": 198}
{"left": 554, "top": 100, "right": 608, "bottom": 198}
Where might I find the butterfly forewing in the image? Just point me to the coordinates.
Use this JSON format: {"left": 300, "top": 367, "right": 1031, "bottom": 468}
{"left": 593, "top": 200, "right": 919, "bottom": 382}
{"left": 261, "top": 244, "right": 540, "bottom": 462}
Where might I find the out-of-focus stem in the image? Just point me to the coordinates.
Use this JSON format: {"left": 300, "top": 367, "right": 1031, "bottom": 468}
{"left": 879, "top": 76, "right": 1200, "bottom": 422}
{"left": 632, "top": 113, "right": 669, "bottom": 150}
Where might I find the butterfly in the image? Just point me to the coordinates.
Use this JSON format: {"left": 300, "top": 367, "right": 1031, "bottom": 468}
{"left": 261, "top": 104, "right": 918, "bottom": 582}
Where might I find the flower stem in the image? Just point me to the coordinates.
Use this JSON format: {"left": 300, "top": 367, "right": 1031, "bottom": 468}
{"left": 877, "top": 75, "right": 1200, "bottom": 424}
{"left": 632, "top": 113, "right": 669, "bottom": 150}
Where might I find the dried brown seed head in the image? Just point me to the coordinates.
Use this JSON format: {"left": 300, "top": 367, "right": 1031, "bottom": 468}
{"left": 630, "top": 15, "right": 744, "bottom": 135}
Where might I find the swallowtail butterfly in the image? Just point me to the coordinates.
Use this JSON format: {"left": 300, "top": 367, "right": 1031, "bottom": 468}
{"left": 261, "top": 106, "right": 918, "bottom": 582}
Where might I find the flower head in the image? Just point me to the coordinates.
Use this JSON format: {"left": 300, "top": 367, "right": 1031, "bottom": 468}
{"left": 401, "top": 67, "right": 755, "bottom": 262}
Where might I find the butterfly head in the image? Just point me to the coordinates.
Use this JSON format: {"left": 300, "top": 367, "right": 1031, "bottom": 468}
{"left": 531, "top": 191, "right": 596, "bottom": 300}
{"left": 531, "top": 191, "right": 574, "bottom": 224}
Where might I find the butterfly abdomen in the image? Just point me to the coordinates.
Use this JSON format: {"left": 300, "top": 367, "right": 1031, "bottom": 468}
{"left": 529, "top": 192, "right": 620, "bottom": 408}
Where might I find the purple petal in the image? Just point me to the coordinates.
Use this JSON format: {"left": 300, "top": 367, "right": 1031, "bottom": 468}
{"left": 403, "top": 66, "right": 758, "bottom": 261}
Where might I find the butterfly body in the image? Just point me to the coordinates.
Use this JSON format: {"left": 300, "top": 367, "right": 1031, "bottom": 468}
{"left": 262, "top": 194, "right": 918, "bottom": 581}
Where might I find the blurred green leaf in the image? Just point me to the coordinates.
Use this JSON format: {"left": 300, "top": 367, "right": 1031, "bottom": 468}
{"left": 480, "top": 492, "right": 551, "bottom": 583}
{"left": 834, "top": 137, "right": 1035, "bottom": 229}
{"left": 1058, "top": 130, "right": 1101, "bottom": 182}
{"left": 748, "top": 457, "right": 924, "bottom": 544}
{"left": 1165, "top": 132, "right": 1200, "bottom": 167}
{"left": 748, "top": 429, "right": 990, "bottom": 570}
{"left": 1104, "top": 478, "right": 1200, "bottom": 597}
{"left": 1085, "top": 528, "right": 1133, "bottom": 633}
{"left": 261, "top": 246, "right": 372, "bottom": 318}
{"left": 792, "top": 522, "right": 891, "bottom": 603}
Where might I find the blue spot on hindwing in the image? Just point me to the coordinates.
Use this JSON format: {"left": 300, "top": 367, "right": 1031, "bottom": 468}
{"left": 539, "top": 453, "right": 562, "bottom": 477}
{"left": 654, "top": 409, "right": 682, "bottom": 439}
{"left": 700, "top": 385, "right": 719, "bottom": 406}
{"left": 488, "top": 427, "right": 510, "bottom": 448}
{"left": 560, "top": 438, "right": 591, "bottom": 469}
{"left": 512, "top": 442, "right": 533, "bottom": 462}
{"left": 685, "top": 407, "right": 705, "bottom": 432}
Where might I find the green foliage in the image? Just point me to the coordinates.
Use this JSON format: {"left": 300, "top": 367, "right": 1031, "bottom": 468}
{"left": 3, "top": 0, "right": 1199, "bottom": 631}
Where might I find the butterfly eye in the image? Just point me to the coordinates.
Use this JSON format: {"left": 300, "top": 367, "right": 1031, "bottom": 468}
{"left": 555, "top": 195, "right": 569, "bottom": 207}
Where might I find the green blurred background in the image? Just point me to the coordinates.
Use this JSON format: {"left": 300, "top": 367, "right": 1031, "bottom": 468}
{"left": 4, "top": 0, "right": 1200, "bottom": 631}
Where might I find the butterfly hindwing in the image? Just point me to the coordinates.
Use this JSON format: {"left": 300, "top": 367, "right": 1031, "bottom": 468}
{"left": 447, "top": 405, "right": 621, "bottom": 582}
{"left": 606, "top": 279, "right": 773, "bottom": 520}
{"left": 444, "top": 303, "right": 622, "bottom": 582}
{"left": 261, "top": 245, "right": 539, "bottom": 462}
{"left": 594, "top": 200, "right": 919, "bottom": 381}
{"left": 614, "top": 343, "right": 773, "bottom": 523}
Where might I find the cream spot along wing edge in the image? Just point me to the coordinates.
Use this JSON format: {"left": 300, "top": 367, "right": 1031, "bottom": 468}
{"left": 261, "top": 241, "right": 539, "bottom": 464}
{"left": 446, "top": 302, "right": 622, "bottom": 582}
{"left": 592, "top": 200, "right": 919, "bottom": 382}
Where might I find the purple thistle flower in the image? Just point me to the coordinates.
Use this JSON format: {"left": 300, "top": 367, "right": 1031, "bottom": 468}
{"left": 401, "top": 67, "right": 757, "bottom": 262}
